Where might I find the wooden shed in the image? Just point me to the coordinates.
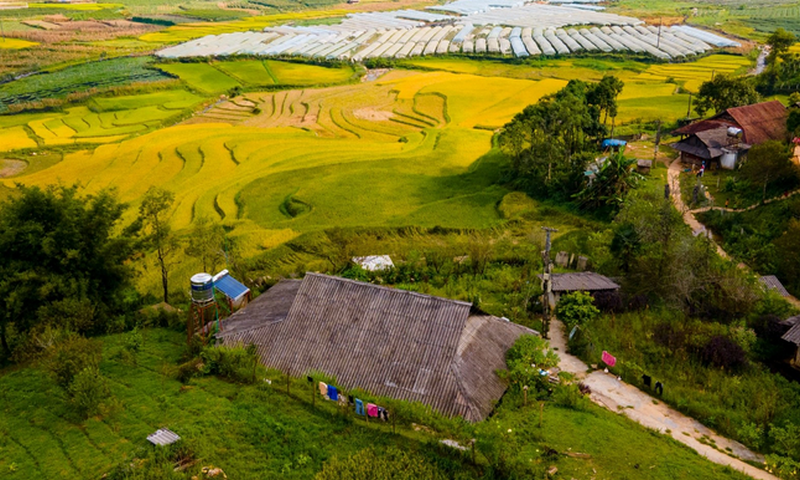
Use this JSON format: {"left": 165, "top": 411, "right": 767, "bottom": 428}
{"left": 537, "top": 272, "right": 620, "bottom": 302}
{"left": 219, "top": 273, "right": 536, "bottom": 422}
{"left": 782, "top": 316, "right": 800, "bottom": 368}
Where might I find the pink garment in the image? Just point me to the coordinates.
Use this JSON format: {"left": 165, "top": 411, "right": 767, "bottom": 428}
{"left": 367, "top": 403, "right": 378, "bottom": 417}
{"left": 602, "top": 350, "right": 617, "bottom": 368}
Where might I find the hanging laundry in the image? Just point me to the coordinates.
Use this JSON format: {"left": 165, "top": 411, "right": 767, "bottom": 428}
{"left": 319, "top": 381, "right": 329, "bottom": 400}
{"left": 355, "top": 399, "right": 365, "bottom": 416}
{"left": 642, "top": 375, "right": 652, "bottom": 388}
{"left": 338, "top": 395, "right": 348, "bottom": 407}
{"left": 307, "top": 376, "right": 313, "bottom": 383}
{"left": 377, "top": 406, "right": 387, "bottom": 422}
{"left": 348, "top": 395, "right": 354, "bottom": 404}
{"left": 327, "top": 384, "right": 338, "bottom": 401}
{"left": 367, "top": 403, "right": 378, "bottom": 418}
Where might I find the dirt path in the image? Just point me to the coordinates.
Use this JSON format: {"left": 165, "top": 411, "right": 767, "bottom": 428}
{"left": 667, "top": 159, "right": 729, "bottom": 259}
{"left": 669, "top": 159, "right": 800, "bottom": 307}
{"left": 549, "top": 319, "right": 778, "bottom": 480}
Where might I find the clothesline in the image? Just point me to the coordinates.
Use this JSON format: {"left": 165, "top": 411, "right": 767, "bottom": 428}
{"left": 315, "top": 379, "right": 389, "bottom": 421}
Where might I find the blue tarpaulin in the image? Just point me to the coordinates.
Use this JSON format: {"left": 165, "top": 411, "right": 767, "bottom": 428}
{"left": 213, "top": 270, "right": 250, "bottom": 301}
{"left": 601, "top": 139, "right": 627, "bottom": 149}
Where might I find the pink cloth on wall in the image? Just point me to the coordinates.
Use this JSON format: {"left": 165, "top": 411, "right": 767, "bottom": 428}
{"left": 367, "top": 403, "right": 378, "bottom": 417}
{"left": 602, "top": 351, "right": 617, "bottom": 367}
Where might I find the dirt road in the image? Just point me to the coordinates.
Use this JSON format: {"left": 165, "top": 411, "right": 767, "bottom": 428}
{"left": 549, "top": 319, "right": 778, "bottom": 480}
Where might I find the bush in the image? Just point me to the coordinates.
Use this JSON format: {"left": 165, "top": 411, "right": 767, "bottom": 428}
{"left": 555, "top": 291, "right": 600, "bottom": 330}
{"left": 68, "top": 367, "right": 110, "bottom": 418}
{"left": 592, "top": 290, "right": 623, "bottom": 313}
{"left": 314, "top": 447, "right": 448, "bottom": 480}
{"left": 200, "top": 344, "right": 258, "bottom": 383}
{"left": 502, "top": 335, "right": 559, "bottom": 392}
{"left": 44, "top": 336, "right": 103, "bottom": 389}
{"left": 700, "top": 335, "right": 747, "bottom": 370}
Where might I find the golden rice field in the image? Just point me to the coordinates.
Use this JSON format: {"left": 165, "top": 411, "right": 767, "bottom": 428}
{"left": 0, "top": 38, "right": 39, "bottom": 50}
{"left": 0, "top": 54, "right": 755, "bottom": 292}
{"left": 0, "top": 89, "right": 205, "bottom": 148}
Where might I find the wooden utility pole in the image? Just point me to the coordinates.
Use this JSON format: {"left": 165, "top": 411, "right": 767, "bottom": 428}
{"left": 653, "top": 120, "right": 661, "bottom": 164}
{"left": 657, "top": 18, "right": 662, "bottom": 49}
{"left": 541, "top": 227, "right": 558, "bottom": 339}
{"left": 523, "top": 385, "right": 529, "bottom": 406}
{"left": 686, "top": 93, "right": 693, "bottom": 118}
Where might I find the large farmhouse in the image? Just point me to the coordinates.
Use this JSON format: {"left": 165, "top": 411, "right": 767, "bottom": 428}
{"left": 218, "top": 273, "right": 535, "bottom": 422}
{"left": 671, "top": 101, "right": 788, "bottom": 169}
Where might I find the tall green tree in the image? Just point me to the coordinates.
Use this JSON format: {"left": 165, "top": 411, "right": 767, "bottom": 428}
{"left": 767, "top": 28, "right": 797, "bottom": 65}
{"left": 739, "top": 140, "right": 798, "bottom": 202}
{"left": 138, "top": 187, "right": 178, "bottom": 303}
{"left": 184, "top": 216, "right": 226, "bottom": 273}
{"left": 588, "top": 74, "right": 625, "bottom": 132}
{"left": 498, "top": 79, "right": 611, "bottom": 199}
{"left": 694, "top": 75, "right": 760, "bottom": 117}
{"left": 0, "top": 185, "right": 134, "bottom": 357}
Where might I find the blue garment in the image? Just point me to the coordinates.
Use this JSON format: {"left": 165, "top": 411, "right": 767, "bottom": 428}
{"left": 355, "top": 398, "right": 365, "bottom": 416}
{"left": 327, "top": 385, "right": 338, "bottom": 401}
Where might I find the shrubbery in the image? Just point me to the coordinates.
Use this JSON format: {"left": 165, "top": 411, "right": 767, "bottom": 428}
{"left": 199, "top": 344, "right": 259, "bottom": 384}
{"left": 68, "top": 367, "right": 110, "bottom": 418}
{"left": 501, "top": 334, "right": 559, "bottom": 393}
{"left": 314, "top": 447, "right": 448, "bottom": 480}
{"left": 555, "top": 291, "right": 600, "bottom": 331}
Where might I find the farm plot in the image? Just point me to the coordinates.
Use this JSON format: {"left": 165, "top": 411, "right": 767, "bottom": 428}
{"left": 0, "top": 38, "right": 38, "bottom": 49}
{"left": 157, "top": 60, "right": 356, "bottom": 92}
{"left": 0, "top": 57, "right": 169, "bottom": 113}
{"left": 3, "top": 70, "right": 567, "bottom": 235}
{"left": 0, "top": 89, "right": 205, "bottom": 153}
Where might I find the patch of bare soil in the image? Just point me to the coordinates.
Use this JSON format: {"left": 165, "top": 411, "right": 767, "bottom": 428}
{"left": 353, "top": 107, "right": 393, "bottom": 121}
{"left": 0, "top": 159, "right": 27, "bottom": 178}
{"left": 362, "top": 68, "right": 390, "bottom": 82}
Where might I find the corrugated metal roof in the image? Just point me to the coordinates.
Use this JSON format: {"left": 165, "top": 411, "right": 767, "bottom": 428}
{"left": 219, "top": 273, "right": 534, "bottom": 421}
{"left": 672, "top": 101, "right": 787, "bottom": 146}
{"left": 147, "top": 429, "right": 181, "bottom": 446}
{"left": 782, "top": 322, "right": 800, "bottom": 345}
{"left": 724, "top": 101, "right": 787, "bottom": 145}
{"left": 222, "top": 280, "right": 300, "bottom": 336}
{"left": 538, "top": 272, "right": 619, "bottom": 292}
{"left": 760, "top": 275, "right": 790, "bottom": 297}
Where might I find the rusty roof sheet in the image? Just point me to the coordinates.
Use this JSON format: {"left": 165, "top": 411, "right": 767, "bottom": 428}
{"left": 673, "top": 101, "right": 787, "bottom": 144}
{"left": 722, "top": 101, "right": 787, "bottom": 145}
{"left": 219, "top": 273, "right": 534, "bottom": 422}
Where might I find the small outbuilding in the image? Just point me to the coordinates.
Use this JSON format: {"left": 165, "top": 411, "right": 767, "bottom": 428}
{"left": 781, "top": 316, "right": 800, "bottom": 368}
{"left": 538, "top": 272, "right": 620, "bottom": 302}
{"left": 760, "top": 275, "right": 791, "bottom": 298}
{"left": 219, "top": 273, "right": 536, "bottom": 422}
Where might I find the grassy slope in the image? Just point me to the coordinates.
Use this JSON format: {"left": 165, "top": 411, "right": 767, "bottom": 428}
{"left": 0, "top": 328, "right": 752, "bottom": 479}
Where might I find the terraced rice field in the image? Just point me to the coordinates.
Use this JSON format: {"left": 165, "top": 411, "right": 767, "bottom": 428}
{"left": 158, "top": 60, "right": 357, "bottom": 92}
{"left": 0, "top": 89, "right": 205, "bottom": 150}
{"left": 5, "top": 70, "right": 562, "bottom": 235}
